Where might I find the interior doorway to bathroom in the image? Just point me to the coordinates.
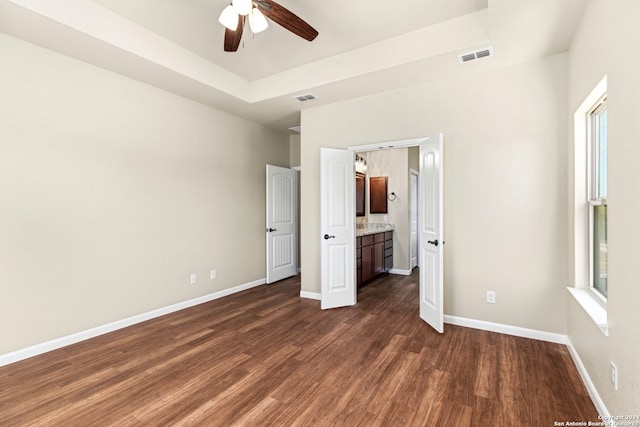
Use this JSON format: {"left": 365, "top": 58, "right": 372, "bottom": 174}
{"left": 320, "top": 134, "right": 444, "bottom": 333}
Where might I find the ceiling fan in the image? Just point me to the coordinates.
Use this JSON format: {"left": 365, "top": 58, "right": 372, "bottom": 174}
{"left": 218, "top": 0, "right": 318, "bottom": 52}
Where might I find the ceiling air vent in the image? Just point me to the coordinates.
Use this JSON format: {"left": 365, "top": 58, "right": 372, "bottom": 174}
{"left": 294, "top": 93, "right": 317, "bottom": 102}
{"left": 458, "top": 47, "right": 493, "bottom": 63}
{"left": 460, "top": 53, "right": 476, "bottom": 63}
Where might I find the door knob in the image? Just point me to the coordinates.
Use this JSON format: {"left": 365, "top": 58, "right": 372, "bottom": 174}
{"left": 267, "top": 228, "right": 277, "bottom": 232}
{"left": 324, "top": 234, "right": 336, "bottom": 240}
{"left": 427, "top": 239, "right": 439, "bottom": 247}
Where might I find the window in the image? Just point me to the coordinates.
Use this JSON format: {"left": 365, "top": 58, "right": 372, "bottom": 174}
{"left": 588, "top": 95, "right": 607, "bottom": 299}
{"left": 570, "top": 75, "right": 608, "bottom": 335}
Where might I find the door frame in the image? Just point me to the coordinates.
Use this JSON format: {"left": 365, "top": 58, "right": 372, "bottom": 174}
{"left": 345, "top": 136, "right": 443, "bottom": 332}
{"left": 266, "top": 165, "right": 298, "bottom": 284}
{"left": 347, "top": 137, "right": 429, "bottom": 154}
{"left": 410, "top": 168, "right": 420, "bottom": 269}
{"left": 347, "top": 137, "right": 429, "bottom": 271}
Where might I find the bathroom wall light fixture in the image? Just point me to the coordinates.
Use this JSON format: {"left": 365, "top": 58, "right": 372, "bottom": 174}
{"left": 355, "top": 154, "right": 367, "bottom": 174}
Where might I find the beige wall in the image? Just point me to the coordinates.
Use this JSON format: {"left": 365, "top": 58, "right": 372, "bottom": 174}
{"left": 301, "top": 53, "right": 569, "bottom": 334}
{"left": 408, "top": 146, "right": 419, "bottom": 172}
{"left": 567, "top": 0, "right": 640, "bottom": 414}
{"left": 0, "top": 34, "right": 290, "bottom": 355}
{"left": 289, "top": 134, "right": 301, "bottom": 268}
{"left": 289, "top": 133, "right": 301, "bottom": 168}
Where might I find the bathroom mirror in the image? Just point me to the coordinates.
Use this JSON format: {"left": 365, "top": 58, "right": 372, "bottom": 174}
{"left": 369, "top": 176, "right": 388, "bottom": 213}
{"left": 356, "top": 172, "right": 365, "bottom": 217}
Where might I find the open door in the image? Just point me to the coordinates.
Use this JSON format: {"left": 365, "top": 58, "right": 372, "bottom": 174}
{"left": 266, "top": 165, "right": 298, "bottom": 284}
{"left": 320, "top": 148, "right": 356, "bottom": 309}
{"left": 419, "top": 134, "right": 444, "bottom": 333}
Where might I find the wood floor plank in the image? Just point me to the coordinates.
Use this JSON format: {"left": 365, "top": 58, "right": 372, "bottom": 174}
{"left": 0, "top": 270, "right": 599, "bottom": 425}
{"left": 409, "top": 368, "right": 452, "bottom": 426}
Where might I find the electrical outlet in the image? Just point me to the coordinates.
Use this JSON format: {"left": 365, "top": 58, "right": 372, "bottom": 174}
{"left": 210, "top": 269, "right": 217, "bottom": 280}
{"left": 190, "top": 273, "right": 197, "bottom": 285}
{"left": 610, "top": 361, "right": 618, "bottom": 390}
{"left": 486, "top": 290, "right": 496, "bottom": 304}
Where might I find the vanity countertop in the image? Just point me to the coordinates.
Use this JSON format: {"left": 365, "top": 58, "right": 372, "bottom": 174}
{"left": 356, "top": 223, "right": 394, "bottom": 237}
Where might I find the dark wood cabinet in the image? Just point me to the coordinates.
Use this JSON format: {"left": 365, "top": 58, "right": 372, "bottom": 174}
{"left": 373, "top": 232, "right": 385, "bottom": 276}
{"left": 356, "top": 245, "right": 362, "bottom": 285}
{"left": 369, "top": 176, "right": 388, "bottom": 213}
{"left": 355, "top": 172, "right": 365, "bottom": 217}
{"left": 361, "top": 243, "right": 374, "bottom": 283}
{"left": 356, "top": 231, "right": 393, "bottom": 287}
{"left": 384, "top": 231, "right": 393, "bottom": 270}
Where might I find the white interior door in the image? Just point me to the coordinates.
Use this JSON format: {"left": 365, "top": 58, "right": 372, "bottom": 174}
{"left": 419, "top": 134, "right": 444, "bottom": 333}
{"left": 320, "top": 148, "right": 356, "bottom": 309}
{"left": 266, "top": 165, "right": 298, "bottom": 284}
{"left": 410, "top": 170, "right": 419, "bottom": 269}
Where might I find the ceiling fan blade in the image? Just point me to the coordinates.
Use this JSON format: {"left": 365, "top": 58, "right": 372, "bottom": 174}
{"left": 224, "top": 15, "right": 244, "bottom": 52}
{"left": 257, "top": 0, "right": 318, "bottom": 42}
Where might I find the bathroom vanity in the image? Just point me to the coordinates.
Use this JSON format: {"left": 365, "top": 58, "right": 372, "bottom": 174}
{"left": 356, "top": 224, "right": 393, "bottom": 287}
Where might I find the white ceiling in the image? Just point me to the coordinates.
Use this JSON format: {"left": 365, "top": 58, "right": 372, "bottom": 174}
{"left": 0, "top": 0, "right": 588, "bottom": 132}
{"left": 90, "top": 0, "right": 489, "bottom": 81}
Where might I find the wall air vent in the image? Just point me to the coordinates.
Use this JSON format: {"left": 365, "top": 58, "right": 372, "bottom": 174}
{"left": 458, "top": 47, "right": 493, "bottom": 63}
{"left": 294, "top": 93, "right": 317, "bottom": 102}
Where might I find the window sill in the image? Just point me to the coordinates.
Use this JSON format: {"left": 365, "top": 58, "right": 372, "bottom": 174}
{"left": 567, "top": 287, "right": 609, "bottom": 336}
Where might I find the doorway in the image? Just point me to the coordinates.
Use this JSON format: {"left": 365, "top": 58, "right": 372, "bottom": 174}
{"left": 320, "top": 134, "right": 444, "bottom": 333}
{"left": 266, "top": 165, "right": 298, "bottom": 284}
{"left": 354, "top": 147, "right": 419, "bottom": 277}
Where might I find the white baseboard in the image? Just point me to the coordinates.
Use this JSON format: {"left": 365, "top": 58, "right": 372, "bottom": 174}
{"left": 388, "top": 268, "right": 412, "bottom": 276}
{"left": 443, "top": 315, "right": 567, "bottom": 344}
{"left": 300, "top": 291, "right": 321, "bottom": 300}
{"left": 0, "top": 278, "right": 266, "bottom": 368}
{"left": 566, "top": 337, "right": 610, "bottom": 419}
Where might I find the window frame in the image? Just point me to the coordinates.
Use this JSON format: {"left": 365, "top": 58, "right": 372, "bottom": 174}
{"left": 588, "top": 96, "right": 608, "bottom": 200}
{"left": 569, "top": 75, "right": 609, "bottom": 336}
{"left": 587, "top": 94, "right": 608, "bottom": 304}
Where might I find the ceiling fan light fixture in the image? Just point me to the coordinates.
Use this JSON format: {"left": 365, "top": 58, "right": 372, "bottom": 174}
{"left": 232, "top": 0, "right": 252, "bottom": 16}
{"left": 218, "top": 5, "right": 239, "bottom": 30}
{"left": 220, "top": 0, "right": 318, "bottom": 52}
{"left": 248, "top": 8, "right": 269, "bottom": 33}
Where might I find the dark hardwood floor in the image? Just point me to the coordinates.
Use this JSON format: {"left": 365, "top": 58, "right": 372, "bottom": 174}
{"left": 0, "top": 270, "right": 598, "bottom": 426}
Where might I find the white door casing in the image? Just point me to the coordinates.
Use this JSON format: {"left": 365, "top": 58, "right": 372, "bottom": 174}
{"left": 419, "top": 134, "right": 444, "bottom": 333}
{"left": 410, "top": 169, "right": 419, "bottom": 269}
{"left": 318, "top": 136, "right": 443, "bottom": 326}
{"left": 266, "top": 165, "right": 298, "bottom": 284}
{"left": 320, "top": 148, "right": 356, "bottom": 309}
